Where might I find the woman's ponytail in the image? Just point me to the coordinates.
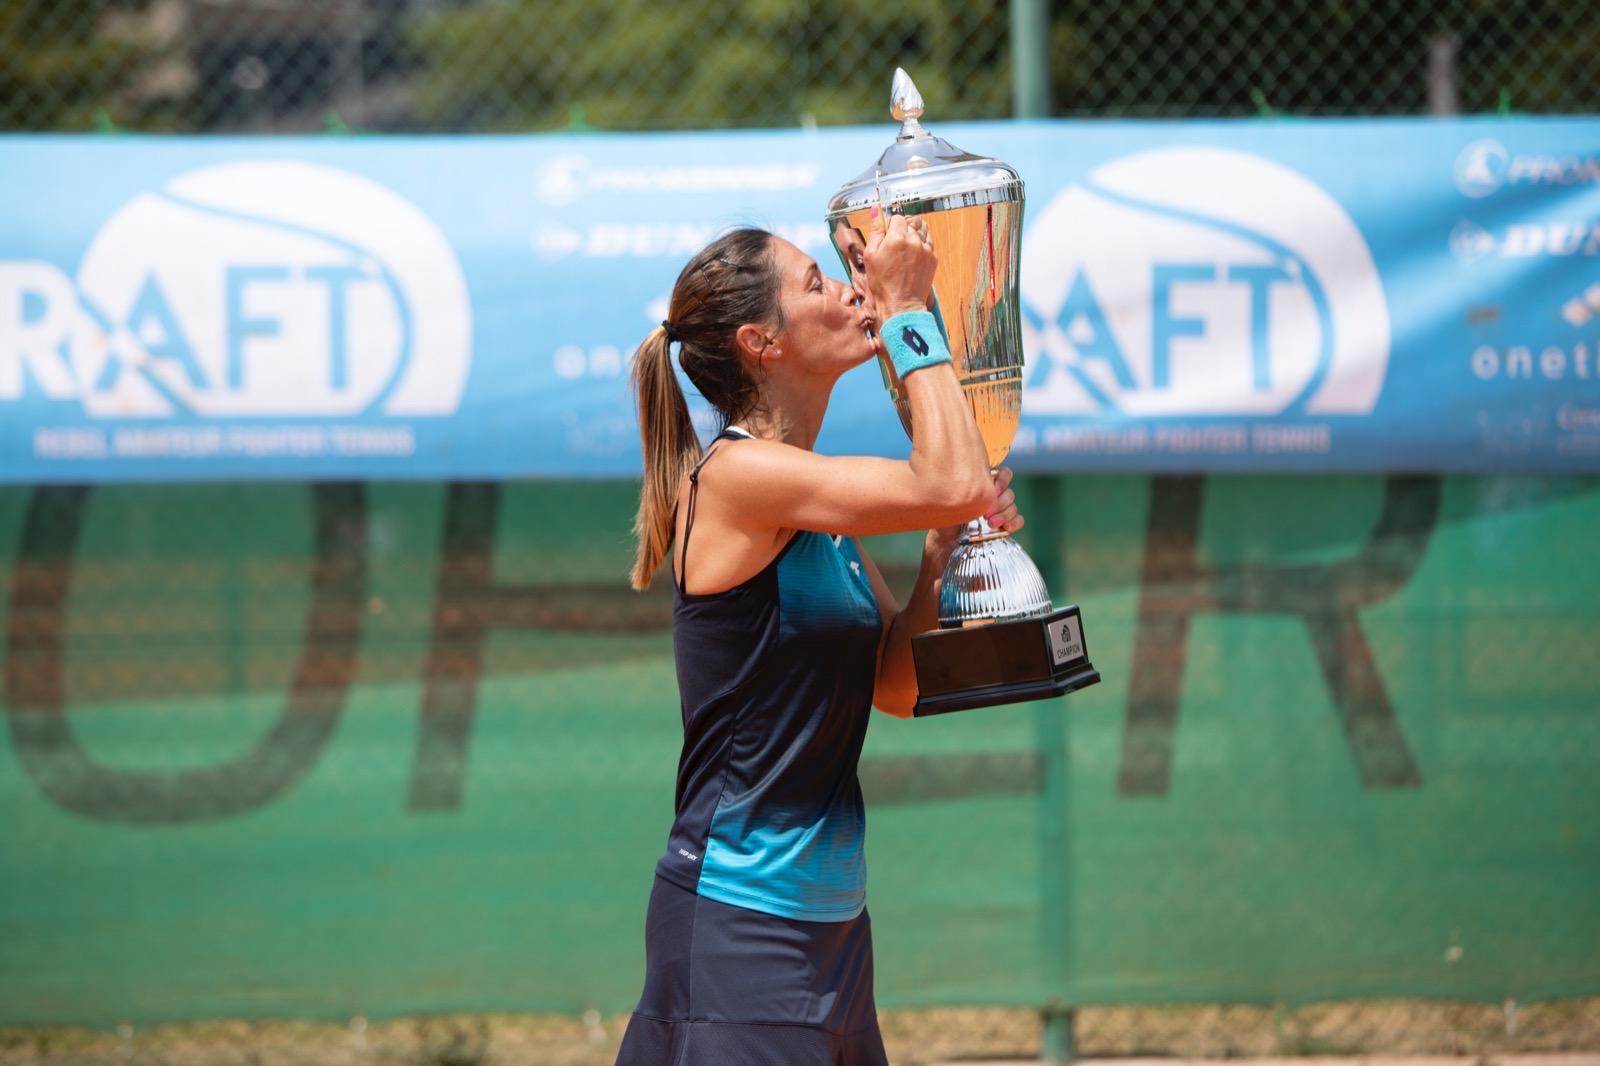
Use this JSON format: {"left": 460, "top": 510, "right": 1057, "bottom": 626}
{"left": 629, "top": 324, "right": 701, "bottom": 590}
{"left": 628, "top": 227, "right": 783, "bottom": 591}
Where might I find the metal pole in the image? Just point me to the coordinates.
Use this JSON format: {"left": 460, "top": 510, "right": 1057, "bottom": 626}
{"left": 1025, "top": 475, "right": 1075, "bottom": 1064}
{"left": 1428, "top": 33, "right": 1459, "bottom": 117}
{"left": 1014, "top": 4, "right": 1063, "bottom": 1054}
{"left": 331, "top": 0, "right": 366, "bottom": 129}
{"left": 1011, "top": 0, "right": 1051, "bottom": 119}
{"left": 1043, "top": 999, "right": 1075, "bottom": 1063}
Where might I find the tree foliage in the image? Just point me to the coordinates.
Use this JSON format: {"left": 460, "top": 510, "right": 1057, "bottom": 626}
{"left": 1047, "top": 0, "right": 1599, "bottom": 117}
{"left": 0, "top": 0, "right": 1592, "bottom": 133}
{"left": 406, "top": 0, "right": 1596, "bottom": 131}
{"left": 0, "top": 0, "right": 151, "bottom": 130}
{"left": 406, "top": 0, "right": 1011, "bottom": 132}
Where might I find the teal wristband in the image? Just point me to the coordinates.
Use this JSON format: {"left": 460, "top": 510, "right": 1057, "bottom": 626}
{"left": 881, "top": 311, "right": 952, "bottom": 379}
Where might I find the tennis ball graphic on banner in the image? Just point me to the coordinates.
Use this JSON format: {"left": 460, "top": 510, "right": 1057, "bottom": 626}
{"left": 1020, "top": 147, "right": 1389, "bottom": 418}
{"left": 71, "top": 161, "right": 472, "bottom": 418}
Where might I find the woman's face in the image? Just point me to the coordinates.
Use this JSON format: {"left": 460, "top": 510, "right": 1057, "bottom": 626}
{"left": 832, "top": 222, "right": 869, "bottom": 295}
{"left": 768, "top": 238, "right": 877, "bottom": 375}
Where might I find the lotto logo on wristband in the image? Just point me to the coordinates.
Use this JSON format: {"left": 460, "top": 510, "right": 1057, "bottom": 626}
{"left": 882, "top": 310, "right": 949, "bottom": 378}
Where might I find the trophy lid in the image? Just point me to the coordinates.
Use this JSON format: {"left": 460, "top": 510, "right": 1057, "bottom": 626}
{"left": 825, "top": 68, "right": 1022, "bottom": 220}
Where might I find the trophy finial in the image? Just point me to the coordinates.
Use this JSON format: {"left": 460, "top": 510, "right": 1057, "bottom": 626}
{"left": 891, "top": 68, "right": 925, "bottom": 137}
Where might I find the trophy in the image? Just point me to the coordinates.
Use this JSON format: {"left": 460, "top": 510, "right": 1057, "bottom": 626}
{"left": 826, "top": 69, "right": 1100, "bottom": 716}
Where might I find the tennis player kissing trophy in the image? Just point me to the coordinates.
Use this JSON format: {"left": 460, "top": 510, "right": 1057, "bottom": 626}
{"left": 826, "top": 68, "right": 1100, "bottom": 716}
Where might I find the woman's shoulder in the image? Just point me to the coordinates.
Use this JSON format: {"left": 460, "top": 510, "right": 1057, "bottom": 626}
{"left": 689, "top": 433, "right": 811, "bottom": 491}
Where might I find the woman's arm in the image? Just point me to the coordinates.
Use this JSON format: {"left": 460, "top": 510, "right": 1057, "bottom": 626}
{"left": 859, "top": 468, "right": 1024, "bottom": 718}
{"left": 704, "top": 214, "right": 993, "bottom": 540}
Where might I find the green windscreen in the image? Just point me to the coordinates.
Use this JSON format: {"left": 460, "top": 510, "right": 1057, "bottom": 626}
{"left": 1, "top": 475, "right": 1595, "bottom": 1025}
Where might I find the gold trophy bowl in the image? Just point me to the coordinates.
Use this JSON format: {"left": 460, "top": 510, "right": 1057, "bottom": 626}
{"left": 826, "top": 68, "right": 1100, "bottom": 715}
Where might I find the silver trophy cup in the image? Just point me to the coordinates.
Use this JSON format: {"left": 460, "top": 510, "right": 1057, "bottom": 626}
{"left": 825, "top": 69, "right": 1099, "bottom": 715}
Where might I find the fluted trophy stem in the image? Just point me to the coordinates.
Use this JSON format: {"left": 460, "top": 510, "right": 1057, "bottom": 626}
{"left": 962, "top": 513, "right": 1011, "bottom": 545}
{"left": 939, "top": 515, "right": 1053, "bottom": 628}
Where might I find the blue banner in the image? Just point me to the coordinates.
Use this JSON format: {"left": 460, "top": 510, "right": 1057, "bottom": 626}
{"left": 2, "top": 119, "right": 1598, "bottom": 480}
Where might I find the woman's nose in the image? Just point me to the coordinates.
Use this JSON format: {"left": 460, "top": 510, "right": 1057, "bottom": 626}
{"left": 847, "top": 275, "right": 871, "bottom": 308}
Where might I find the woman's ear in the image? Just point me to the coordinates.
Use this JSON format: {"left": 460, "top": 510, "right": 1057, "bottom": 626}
{"left": 734, "top": 323, "right": 774, "bottom": 365}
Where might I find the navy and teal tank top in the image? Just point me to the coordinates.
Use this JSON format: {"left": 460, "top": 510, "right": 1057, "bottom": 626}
{"left": 655, "top": 429, "right": 884, "bottom": 922}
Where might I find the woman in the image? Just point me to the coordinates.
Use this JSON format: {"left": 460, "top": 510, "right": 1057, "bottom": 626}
{"left": 615, "top": 212, "right": 1022, "bottom": 1065}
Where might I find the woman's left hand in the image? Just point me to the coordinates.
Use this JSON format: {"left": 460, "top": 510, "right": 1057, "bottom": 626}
{"left": 984, "top": 465, "right": 1024, "bottom": 534}
{"left": 925, "top": 466, "right": 1024, "bottom": 561}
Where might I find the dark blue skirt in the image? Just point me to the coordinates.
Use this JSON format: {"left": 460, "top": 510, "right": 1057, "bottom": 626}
{"left": 614, "top": 876, "right": 889, "bottom": 1065}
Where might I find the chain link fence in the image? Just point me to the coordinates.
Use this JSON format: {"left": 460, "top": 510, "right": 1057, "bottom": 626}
{"left": 2, "top": 476, "right": 1598, "bottom": 1063}
{"left": 2, "top": 0, "right": 1595, "bottom": 134}
{"left": 3, "top": 3, "right": 1599, "bottom": 1064}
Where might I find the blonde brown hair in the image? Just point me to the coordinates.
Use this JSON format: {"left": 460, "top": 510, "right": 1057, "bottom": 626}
{"left": 629, "top": 228, "right": 784, "bottom": 590}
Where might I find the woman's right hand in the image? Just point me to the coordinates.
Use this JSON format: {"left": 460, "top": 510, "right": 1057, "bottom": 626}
{"left": 864, "top": 209, "right": 938, "bottom": 322}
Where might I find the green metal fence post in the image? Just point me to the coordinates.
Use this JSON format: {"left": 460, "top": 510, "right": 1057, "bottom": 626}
{"left": 1016, "top": 1, "right": 1063, "bottom": 1054}
{"left": 1011, "top": 0, "right": 1051, "bottom": 119}
{"left": 1025, "top": 475, "right": 1075, "bottom": 1064}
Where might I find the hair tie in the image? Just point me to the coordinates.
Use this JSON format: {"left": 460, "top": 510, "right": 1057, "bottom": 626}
{"left": 661, "top": 320, "right": 680, "bottom": 345}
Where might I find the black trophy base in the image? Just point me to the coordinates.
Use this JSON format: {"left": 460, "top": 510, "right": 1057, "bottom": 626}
{"left": 910, "top": 604, "right": 1100, "bottom": 717}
